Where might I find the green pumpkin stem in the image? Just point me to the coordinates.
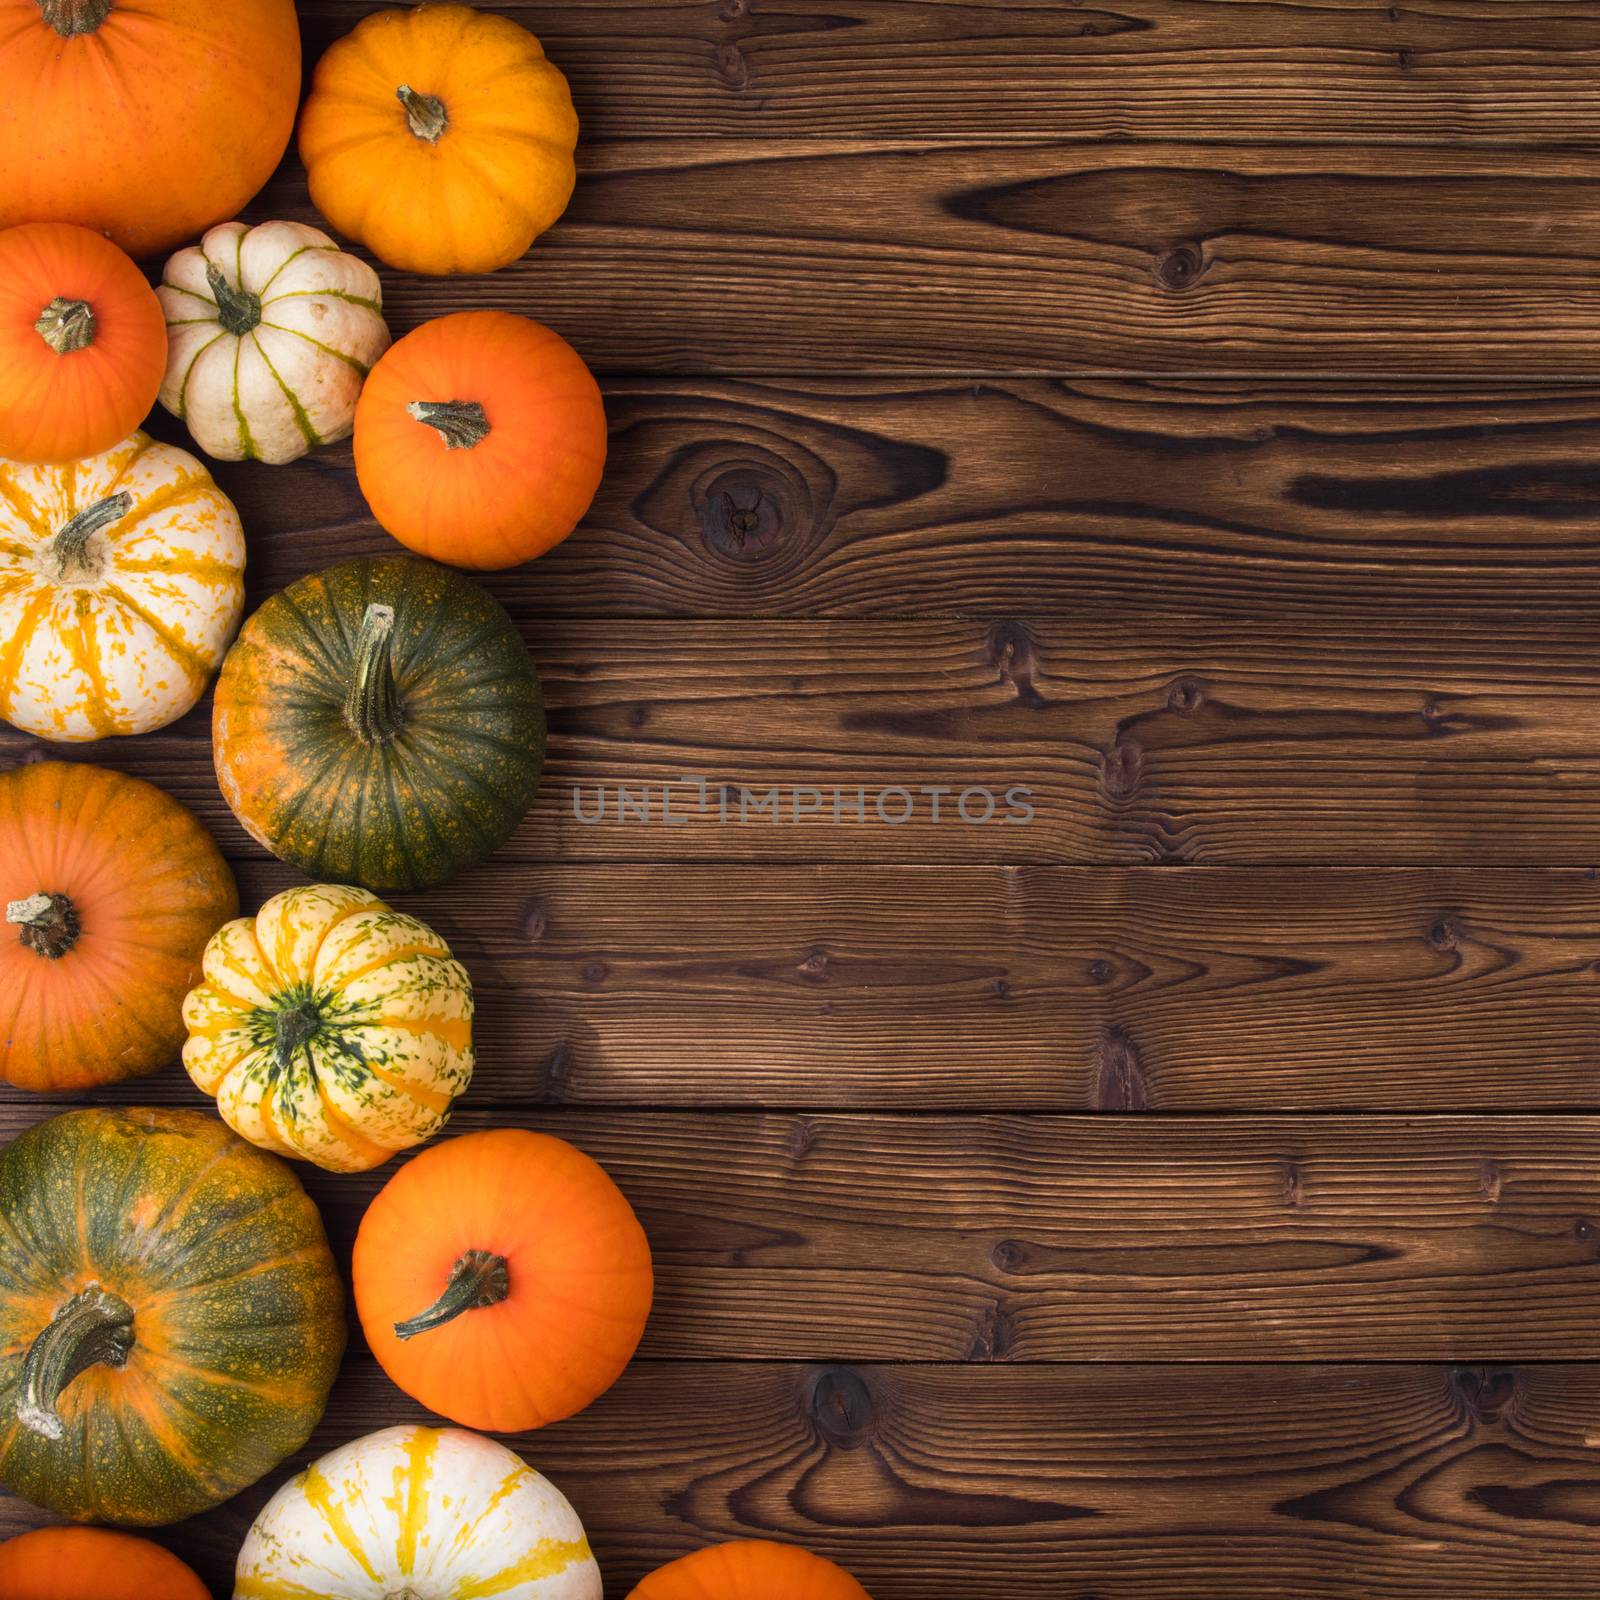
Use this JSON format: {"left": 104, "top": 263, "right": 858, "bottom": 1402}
{"left": 394, "top": 1250, "right": 511, "bottom": 1341}
{"left": 408, "top": 400, "right": 490, "bottom": 451}
{"left": 49, "top": 492, "right": 130, "bottom": 580}
{"left": 205, "top": 262, "right": 262, "bottom": 337}
{"left": 397, "top": 84, "right": 449, "bottom": 142}
{"left": 35, "top": 298, "right": 96, "bottom": 356}
{"left": 17, "top": 1284, "right": 135, "bottom": 1440}
{"left": 345, "top": 603, "right": 404, "bottom": 745}
{"left": 36, "top": 0, "right": 112, "bottom": 36}
{"left": 7, "top": 892, "right": 81, "bottom": 959}
{"left": 274, "top": 1001, "right": 323, "bottom": 1069}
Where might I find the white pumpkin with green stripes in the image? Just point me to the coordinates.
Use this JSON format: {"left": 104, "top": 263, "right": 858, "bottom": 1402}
{"left": 158, "top": 220, "right": 391, "bottom": 465}
{"left": 233, "top": 1425, "right": 602, "bottom": 1600}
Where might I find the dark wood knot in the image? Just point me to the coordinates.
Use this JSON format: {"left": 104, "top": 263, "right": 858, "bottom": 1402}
{"left": 1167, "top": 678, "right": 1205, "bottom": 714}
{"left": 519, "top": 897, "right": 548, "bottom": 942}
{"left": 702, "top": 470, "right": 788, "bottom": 560}
{"left": 797, "top": 950, "right": 829, "bottom": 980}
{"left": 1452, "top": 1366, "right": 1517, "bottom": 1425}
{"left": 1086, "top": 959, "right": 1116, "bottom": 986}
{"left": 1101, "top": 739, "right": 1142, "bottom": 802}
{"left": 1155, "top": 242, "right": 1207, "bottom": 291}
{"left": 807, "top": 1367, "right": 876, "bottom": 1449}
{"left": 992, "top": 1239, "right": 1028, "bottom": 1273}
{"left": 1426, "top": 917, "right": 1461, "bottom": 954}
{"left": 582, "top": 961, "right": 609, "bottom": 984}
{"left": 713, "top": 41, "right": 749, "bottom": 88}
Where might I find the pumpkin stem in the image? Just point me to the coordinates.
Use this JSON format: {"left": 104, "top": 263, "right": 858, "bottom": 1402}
{"left": 397, "top": 84, "right": 449, "bottom": 142}
{"left": 274, "top": 1000, "right": 323, "bottom": 1070}
{"left": 49, "top": 492, "right": 130, "bottom": 580}
{"left": 17, "top": 1284, "right": 135, "bottom": 1441}
{"left": 394, "top": 1249, "right": 511, "bottom": 1341}
{"left": 408, "top": 400, "right": 490, "bottom": 451}
{"left": 345, "top": 603, "right": 404, "bottom": 745}
{"left": 205, "top": 261, "right": 262, "bottom": 337}
{"left": 35, "top": 298, "right": 96, "bottom": 356}
{"left": 35, "top": 0, "right": 112, "bottom": 36}
{"left": 7, "top": 892, "right": 81, "bottom": 960}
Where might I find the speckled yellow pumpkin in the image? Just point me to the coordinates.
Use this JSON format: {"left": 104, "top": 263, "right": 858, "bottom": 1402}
{"left": 182, "top": 884, "right": 473, "bottom": 1173}
{"left": 0, "top": 431, "right": 245, "bottom": 740}
{"left": 234, "top": 1425, "right": 601, "bottom": 1599}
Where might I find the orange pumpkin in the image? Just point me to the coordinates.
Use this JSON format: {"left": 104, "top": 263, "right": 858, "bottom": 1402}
{"left": 0, "top": 1527, "right": 208, "bottom": 1600}
{"left": 0, "top": 0, "right": 301, "bottom": 260}
{"left": 299, "top": 3, "right": 578, "bottom": 276}
{"left": 354, "top": 1128, "right": 652, "bottom": 1432}
{"left": 0, "top": 761, "right": 238, "bottom": 1091}
{"left": 354, "top": 311, "right": 607, "bottom": 570}
{"left": 628, "top": 1543, "right": 873, "bottom": 1600}
{"left": 0, "top": 223, "right": 165, "bottom": 463}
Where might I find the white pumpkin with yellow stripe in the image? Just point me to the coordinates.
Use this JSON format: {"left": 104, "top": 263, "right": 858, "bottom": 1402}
{"left": 0, "top": 431, "right": 245, "bottom": 741}
{"left": 182, "top": 883, "right": 473, "bottom": 1173}
{"left": 234, "top": 1425, "right": 602, "bottom": 1600}
{"left": 159, "top": 220, "right": 391, "bottom": 465}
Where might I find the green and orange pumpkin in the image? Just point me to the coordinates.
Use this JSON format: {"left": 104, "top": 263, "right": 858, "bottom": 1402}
{"left": 0, "top": 1108, "right": 345, "bottom": 1526}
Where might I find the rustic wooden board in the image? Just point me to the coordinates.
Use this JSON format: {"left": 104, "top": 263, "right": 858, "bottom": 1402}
{"left": 203, "top": 381, "right": 1600, "bottom": 623}
{"left": 2, "top": 1104, "right": 1597, "bottom": 1364}
{"left": 296, "top": 0, "right": 1600, "bottom": 146}
{"left": 7, "top": 1358, "right": 1600, "bottom": 1599}
{"left": 11, "top": 612, "right": 1599, "bottom": 865}
{"left": 244, "top": 142, "right": 1600, "bottom": 378}
{"left": 22, "top": 862, "right": 1598, "bottom": 1113}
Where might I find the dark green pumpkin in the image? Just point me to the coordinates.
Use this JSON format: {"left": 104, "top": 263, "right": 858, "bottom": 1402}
{"left": 213, "top": 555, "right": 545, "bottom": 891}
{"left": 0, "top": 1108, "right": 345, "bottom": 1526}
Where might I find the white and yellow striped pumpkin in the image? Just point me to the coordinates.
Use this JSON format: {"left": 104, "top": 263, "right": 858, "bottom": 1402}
{"left": 0, "top": 431, "right": 245, "bottom": 741}
{"left": 159, "top": 220, "right": 391, "bottom": 465}
{"left": 234, "top": 1425, "right": 602, "bottom": 1600}
{"left": 182, "top": 883, "right": 473, "bottom": 1173}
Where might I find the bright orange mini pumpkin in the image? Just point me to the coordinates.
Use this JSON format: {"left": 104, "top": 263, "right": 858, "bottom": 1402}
{"left": 354, "top": 311, "right": 607, "bottom": 570}
{"left": 0, "top": 761, "right": 238, "bottom": 1091}
{"left": 299, "top": 3, "right": 578, "bottom": 276}
{"left": 628, "top": 1542, "right": 873, "bottom": 1600}
{"left": 354, "top": 1128, "right": 653, "bottom": 1432}
{"left": 0, "top": 223, "right": 165, "bottom": 463}
{"left": 0, "top": 1527, "right": 208, "bottom": 1600}
{"left": 0, "top": 0, "right": 302, "bottom": 260}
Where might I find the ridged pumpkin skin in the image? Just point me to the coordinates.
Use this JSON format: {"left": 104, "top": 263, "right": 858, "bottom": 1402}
{"left": 0, "top": 430, "right": 246, "bottom": 741}
{"left": 355, "top": 311, "right": 607, "bottom": 570}
{"left": 183, "top": 884, "right": 474, "bottom": 1173}
{"left": 0, "top": 1526, "right": 209, "bottom": 1600}
{"left": 299, "top": 4, "right": 578, "bottom": 276}
{"left": 0, "top": 1108, "right": 345, "bottom": 1527}
{"left": 0, "top": 223, "right": 166, "bottom": 464}
{"left": 213, "top": 555, "right": 546, "bottom": 892}
{"left": 159, "top": 221, "right": 392, "bottom": 465}
{"left": 0, "top": 762, "right": 238, "bottom": 1092}
{"left": 355, "top": 1129, "right": 652, "bottom": 1431}
{"left": 0, "top": 0, "right": 302, "bottom": 260}
{"left": 628, "top": 1543, "right": 873, "bottom": 1600}
{"left": 234, "top": 1425, "right": 602, "bottom": 1599}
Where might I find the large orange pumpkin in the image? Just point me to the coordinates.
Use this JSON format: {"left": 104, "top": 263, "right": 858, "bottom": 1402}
{"left": 0, "top": 761, "right": 237, "bottom": 1091}
{"left": 0, "top": 1527, "right": 208, "bottom": 1600}
{"left": 0, "top": 0, "right": 302, "bottom": 260}
{"left": 628, "top": 1542, "right": 873, "bottom": 1600}
{"left": 0, "top": 223, "right": 165, "bottom": 463}
{"left": 299, "top": 3, "right": 578, "bottom": 276}
{"left": 354, "top": 1128, "right": 653, "bottom": 1432}
{"left": 354, "top": 311, "right": 607, "bottom": 570}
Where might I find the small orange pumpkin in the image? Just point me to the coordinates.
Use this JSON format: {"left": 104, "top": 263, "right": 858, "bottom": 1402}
{"left": 628, "top": 1542, "right": 873, "bottom": 1600}
{"left": 0, "top": 761, "right": 238, "bottom": 1091}
{"left": 354, "top": 311, "right": 607, "bottom": 570}
{"left": 299, "top": 3, "right": 578, "bottom": 276}
{"left": 0, "top": 224, "right": 165, "bottom": 463}
{"left": 0, "top": 0, "right": 302, "bottom": 260}
{"left": 0, "top": 1527, "right": 208, "bottom": 1600}
{"left": 354, "top": 1128, "right": 653, "bottom": 1432}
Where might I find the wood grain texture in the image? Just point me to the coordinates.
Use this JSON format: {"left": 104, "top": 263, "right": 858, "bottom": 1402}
{"left": 296, "top": 0, "right": 1600, "bottom": 146}
{"left": 21, "top": 862, "right": 1600, "bottom": 1113}
{"left": 0, "top": 1104, "right": 1596, "bottom": 1364}
{"left": 8, "top": 614, "right": 1599, "bottom": 864}
{"left": 10, "top": 1359, "right": 1600, "bottom": 1599}
{"left": 243, "top": 140, "right": 1600, "bottom": 377}
{"left": 195, "top": 380, "right": 1600, "bottom": 623}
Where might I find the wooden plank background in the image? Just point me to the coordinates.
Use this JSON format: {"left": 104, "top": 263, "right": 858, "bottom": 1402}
{"left": 4, "top": 0, "right": 1600, "bottom": 1594}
